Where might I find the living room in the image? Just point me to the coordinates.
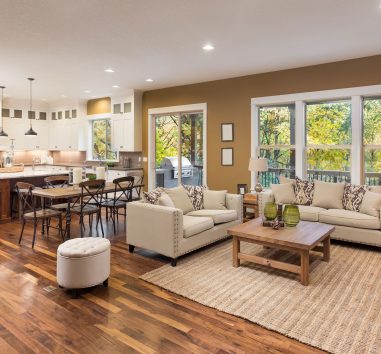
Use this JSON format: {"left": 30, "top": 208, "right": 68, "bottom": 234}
{"left": 0, "top": 1, "right": 380, "bottom": 353}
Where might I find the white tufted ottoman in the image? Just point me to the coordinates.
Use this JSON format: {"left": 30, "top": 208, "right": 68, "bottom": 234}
{"left": 57, "top": 237, "right": 111, "bottom": 297}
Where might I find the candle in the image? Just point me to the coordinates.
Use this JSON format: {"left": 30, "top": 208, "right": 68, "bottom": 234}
{"left": 73, "top": 168, "right": 82, "bottom": 185}
{"left": 96, "top": 166, "right": 106, "bottom": 180}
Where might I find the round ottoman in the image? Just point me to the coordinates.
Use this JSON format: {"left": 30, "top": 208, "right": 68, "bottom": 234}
{"left": 57, "top": 237, "right": 110, "bottom": 297}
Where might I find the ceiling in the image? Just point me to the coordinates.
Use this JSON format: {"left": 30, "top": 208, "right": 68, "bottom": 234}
{"left": 1, "top": 0, "right": 381, "bottom": 101}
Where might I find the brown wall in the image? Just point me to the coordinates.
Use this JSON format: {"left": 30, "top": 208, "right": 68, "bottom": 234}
{"left": 142, "top": 55, "right": 381, "bottom": 192}
{"left": 87, "top": 97, "right": 111, "bottom": 115}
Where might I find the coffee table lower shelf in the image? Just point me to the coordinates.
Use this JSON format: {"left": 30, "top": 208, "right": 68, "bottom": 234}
{"left": 232, "top": 236, "right": 330, "bottom": 286}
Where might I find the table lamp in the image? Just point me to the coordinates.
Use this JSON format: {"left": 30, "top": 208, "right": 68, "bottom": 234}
{"left": 248, "top": 157, "right": 268, "bottom": 192}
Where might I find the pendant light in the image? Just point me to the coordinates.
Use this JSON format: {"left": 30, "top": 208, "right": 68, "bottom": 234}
{"left": 0, "top": 86, "right": 8, "bottom": 137}
{"left": 25, "top": 77, "right": 37, "bottom": 136}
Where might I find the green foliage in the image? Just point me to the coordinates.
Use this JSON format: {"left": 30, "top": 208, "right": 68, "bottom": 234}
{"left": 364, "top": 99, "right": 381, "bottom": 173}
{"left": 259, "top": 106, "right": 292, "bottom": 145}
{"left": 92, "top": 119, "right": 117, "bottom": 161}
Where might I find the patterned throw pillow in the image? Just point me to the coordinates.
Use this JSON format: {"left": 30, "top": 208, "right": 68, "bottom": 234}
{"left": 343, "top": 183, "right": 368, "bottom": 212}
{"left": 182, "top": 185, "right": 207, "bottom": 210}
{"left": 295, "top": 177, "right": 314, "bottom": 205}
{"left": 143, "top": 187, "right": 163, "bottom": 204}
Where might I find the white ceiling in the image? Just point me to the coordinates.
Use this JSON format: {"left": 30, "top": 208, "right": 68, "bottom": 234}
{"left": 1, "top": 0, "right": 381, "bottom": 101}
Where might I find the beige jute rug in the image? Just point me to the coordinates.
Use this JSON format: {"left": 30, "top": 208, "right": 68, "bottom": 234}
{"left": 140, "top": 241, "right": 381, "bottom": 354}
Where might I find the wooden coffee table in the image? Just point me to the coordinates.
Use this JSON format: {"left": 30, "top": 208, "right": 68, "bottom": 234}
{"left": 228, "top": 218, "right": 335, "bottom": 285}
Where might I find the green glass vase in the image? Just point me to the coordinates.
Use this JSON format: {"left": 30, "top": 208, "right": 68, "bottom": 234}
{"left": 264, "top": 202, "right": 277, "bottom": 221}
{"left": 283, "top": 204, "right": 300, "bottom": 227}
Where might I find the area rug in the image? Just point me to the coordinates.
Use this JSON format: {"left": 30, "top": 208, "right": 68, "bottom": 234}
{"left": 140, "top": 241, "right": 381, "bottom": 354}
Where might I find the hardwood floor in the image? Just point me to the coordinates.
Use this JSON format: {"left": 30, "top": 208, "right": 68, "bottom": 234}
{"left": 0, "top": 215, "right": 325, "bottom": 353}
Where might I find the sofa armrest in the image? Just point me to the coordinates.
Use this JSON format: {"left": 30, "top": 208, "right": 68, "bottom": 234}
{"left": 126, "top": 202, "right": 183, "bottom": 258}
{"left": 226, "top": 193, "right": 243, "bottom": 222}
{"left": 257, "top": 189, "right": 275, "bottom": 216}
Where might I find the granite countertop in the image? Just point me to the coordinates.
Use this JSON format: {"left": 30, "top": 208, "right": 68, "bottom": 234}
{"left": 107, "top": 166, "right": 143, "bottom": 171}
{"left": 0, "top": 169, "right": 68, "bottom": 180}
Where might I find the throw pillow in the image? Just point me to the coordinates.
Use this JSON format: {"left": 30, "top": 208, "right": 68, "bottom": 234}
{"left": 279, "top": 176, "right": 295, "bottom": 185}
{"left": 270, "top": 183, "right": 295, "bottom": 204}
{"left": 294, "top": 177, "right": 314, "bottom": 205}
{"left": 183, "top": 184, "right": 207, "bottom": 210}
{"left": 203, "top": 190, "right": 227, "bottom": 210}
{"left": 158, "top": 193, "right": 176, "bottom": 208}
{"left": 164, "top": 186, "right": 195, "bottom": 214}
{"left": 360, "top": 191, "right": 381, "bottom": 217}
{"left": 342, "top": 183, "right": 368, "bottom": 212}
{"left": 143, "top": 187, "right": 163, "bottom": 204}
{"left": 312, "top": 180, "right": 345, "bottom": 209}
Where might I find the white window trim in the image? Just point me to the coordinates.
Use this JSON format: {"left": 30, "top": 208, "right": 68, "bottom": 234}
{"left": 148, "top": 103, "right": 207, "bottom": 191}
{"left": 87, "top": 115, "right": 119, "bottom": 162}
{"left": 251, "top": 84, "right": 381, "bottom": 188}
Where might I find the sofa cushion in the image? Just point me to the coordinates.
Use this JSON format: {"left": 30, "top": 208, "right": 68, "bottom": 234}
{"left": 312, "top": 180, "right": 345, "bottom": 209}
{"left": 270, "top": 182, "right": 295, "bottom": 204}
{"left": 158, "top": 193, "right": 175, "bottom": 208}
{"left": 164, "top": 186, "right": 195, "bottom": 214}
{"left": 342, "top": 183, "right": 368, "bottom": 212}
{"left": 295, "top": 177, "right": 314, "bottom": 205}
{"left": 360, "top": 191, "right": 381, "bottom": 217}
{"left": 182, "top": 215, "right": 214, "bottom": 238}
{"left": 298, "top": 205, "right": 326, "bottom": 222}
{"left": 187, "top": 209, "right": 238, "bottom": 224}
{"left": 279, "top": 175, "right": 295, "bottom": 185}
{"left": 203, "top": 190, "right": 227, "bottom": 210}
{"left": 319, "top": 209, "right": 380, "bottom": 230}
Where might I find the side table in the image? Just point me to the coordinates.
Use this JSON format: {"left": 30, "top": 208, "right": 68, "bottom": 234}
{"left": 243, "top": 194, "right": 258, "bottom": 222}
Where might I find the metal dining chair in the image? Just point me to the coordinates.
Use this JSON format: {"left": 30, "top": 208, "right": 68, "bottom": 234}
{"left": 126, "top": 170, "right": 144, "bottom": 201}
{"left": 101, "top": 176, "right": 134, "bottom": 234}
{"left": 71, "top": 179, "right": 105, "bottom": 238}
{"left": 16, "top": 182, "right": 64, "bottom": 248}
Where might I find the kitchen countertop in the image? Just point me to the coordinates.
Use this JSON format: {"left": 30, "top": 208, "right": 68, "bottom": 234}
{"left": 107, "top": 166, "right": 143, "bottom": 171}
{"left": 0, "top": 169, "right": 68, "bottom": 180}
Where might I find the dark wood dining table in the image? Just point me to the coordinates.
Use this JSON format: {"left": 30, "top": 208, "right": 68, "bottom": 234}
{"left": 32, "top": 183, "right": 144, "bottom": 239}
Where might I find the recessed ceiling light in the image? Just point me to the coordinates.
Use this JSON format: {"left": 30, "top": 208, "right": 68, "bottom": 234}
{"left": 145, "top": 78, "right": 153, "bottom": 82}
{"left": 202, "top": 44, "right": 214, "bottom": 51}
{"left": 112, "top": 85, "right": 120, "bottom": 88}
{"left": 84, "top": 90, "right": 91, "bottom": 93}
{"left": 105, "top": 68, "right": 114, "bottom": 73}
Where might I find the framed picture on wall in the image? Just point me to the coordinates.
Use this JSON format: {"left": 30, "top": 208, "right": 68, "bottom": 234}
{"left": 221, "top": 123, "right": 234, "bottom": 142}
{"left": 221, "top": 148, "right": 234, "bottom": 166}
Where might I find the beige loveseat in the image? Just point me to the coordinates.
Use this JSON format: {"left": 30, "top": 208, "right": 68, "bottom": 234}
{"left": 258, "top": 187, "right": 381, "bottom": 247}
{"left": 127, "top": 193, "right": 242, "bottom": 265}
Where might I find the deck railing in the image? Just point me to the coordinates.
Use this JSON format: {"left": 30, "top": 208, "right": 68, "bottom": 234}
{"left": 259, "top": 168, "right": 381, "bottom": 186}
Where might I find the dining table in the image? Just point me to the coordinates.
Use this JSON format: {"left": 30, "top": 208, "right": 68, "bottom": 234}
{"left": 32, "top": 182, "right": 144, "bottom": 239}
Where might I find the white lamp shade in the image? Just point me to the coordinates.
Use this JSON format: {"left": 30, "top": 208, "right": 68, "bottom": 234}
{"left": 248, "top": 157, "right": 268, "bottom": 172}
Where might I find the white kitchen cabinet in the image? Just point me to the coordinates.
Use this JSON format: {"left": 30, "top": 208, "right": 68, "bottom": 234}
{"left": 48, "top": 119, "right": 87, "bottom": 151}
{"left": 107, "top": 169, "right": 126, "bottom": 182}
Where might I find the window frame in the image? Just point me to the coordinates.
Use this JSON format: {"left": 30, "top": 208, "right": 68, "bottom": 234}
{"left": 251, "top": 85, "right": 381, "bottom": 189}
{"left": 88, "top": 117, "right": 118, "bottom": 162}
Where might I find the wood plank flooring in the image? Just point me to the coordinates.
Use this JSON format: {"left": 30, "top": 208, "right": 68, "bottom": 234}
{"left": 0, "top": 215, "right": 325, "bottom": 353}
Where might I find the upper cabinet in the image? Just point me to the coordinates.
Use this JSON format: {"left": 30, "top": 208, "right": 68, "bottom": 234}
{"left": 110, "top": 91, "right": 142, "bottom": 152}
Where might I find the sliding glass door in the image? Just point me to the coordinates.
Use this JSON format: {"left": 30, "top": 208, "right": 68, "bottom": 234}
{"left": 154, "top": 111, "right": 204, "bottom": 188}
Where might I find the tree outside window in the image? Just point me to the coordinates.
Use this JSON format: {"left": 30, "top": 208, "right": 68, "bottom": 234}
{"left": 92, "top": 119, "right": 117, "bottom": 160}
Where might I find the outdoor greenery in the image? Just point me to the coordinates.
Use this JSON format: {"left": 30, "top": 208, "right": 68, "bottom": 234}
{"left": 155, "top": 113, "right": 203, "bottom": 167}
{"left": 364, "top": 99, "right": 381, "bottom": 173}
{"left": 92, "top": 119, "right": 117, "bottom": 161}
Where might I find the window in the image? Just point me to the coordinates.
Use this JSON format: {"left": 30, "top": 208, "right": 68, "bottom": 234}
{"left": 363, "top": 98, "right": 381, "bottom": 185}
{"left": 258, "top": 105, "right": 295, "bottom": 186}
{"left": 306, "top": 101, "right": 351, "bottom": 182}
{"left": 91, "top": 119, "right": 117, "bottom": 161}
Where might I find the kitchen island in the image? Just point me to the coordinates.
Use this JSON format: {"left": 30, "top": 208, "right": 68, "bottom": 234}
{"left": 0, "top": 167, "right": 69, "bottom": 223}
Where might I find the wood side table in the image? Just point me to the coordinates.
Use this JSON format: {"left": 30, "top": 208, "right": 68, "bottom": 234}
{"left": 243, "top": 194, "right": 258, "bottom": 222}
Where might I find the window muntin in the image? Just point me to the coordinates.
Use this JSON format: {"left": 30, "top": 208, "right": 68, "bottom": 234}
{"left": 363, "top": 98, "right": 381, "bottom": 185}
{"left": 91, "top": 119, "right": 117, "bottom": 161}
{"left": 306, "top": 100, "right": 352, "bottom": 182}
{"left": 258, "top": 105, "right": 295, "bottom": 186}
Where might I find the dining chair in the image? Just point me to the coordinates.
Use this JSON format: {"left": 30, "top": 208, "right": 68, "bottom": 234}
{"left": 44, "top": 176, "right": 73, "bottom": 211}
{"left": 71, "top": 179, "right": 105, "bottom": 238}
{"left": 126, "top": 170, "right": 144, "bottom": 201}
{"left": 16, "top": 182, "right": 64, "bottom": 248}
{"left": 101, "top": 176, "right": 134, "bottom": 234}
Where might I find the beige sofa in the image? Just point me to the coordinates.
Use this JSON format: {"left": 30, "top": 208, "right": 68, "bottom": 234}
{"left": 127, "top": 193, "right": 242, "bottom": 265}
{"left": 258, "top": 190, "right": 381, "bottom": 247}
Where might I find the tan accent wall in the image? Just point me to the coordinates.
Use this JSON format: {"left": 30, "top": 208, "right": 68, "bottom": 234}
{"left": 142, "top": 55, "right": 381, "bottom": 193}
{"left": 87, "top": 97, "right": 111, "bottom": 115}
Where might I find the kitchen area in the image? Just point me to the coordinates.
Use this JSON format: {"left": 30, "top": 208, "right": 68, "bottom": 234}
{"left": 0, "top": 87, "right": 144, "bottom": 223}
